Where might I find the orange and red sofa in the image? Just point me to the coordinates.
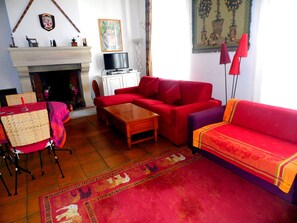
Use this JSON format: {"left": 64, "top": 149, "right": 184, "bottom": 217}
{"left": 189, "top": 99, "right": 297, "bottom": 204}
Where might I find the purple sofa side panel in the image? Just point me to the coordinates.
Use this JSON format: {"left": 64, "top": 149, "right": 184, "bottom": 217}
{"left": 187, "top": 106, "right": 225, "bottom": 148}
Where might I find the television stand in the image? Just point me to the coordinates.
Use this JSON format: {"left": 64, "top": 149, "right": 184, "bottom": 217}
{"left": 116, "top": 68, "right": 129, "bottom": 72}
{"left": 105, "top": 68, "right": 137, "bottom": 75}
{"left": 111, "top": 71, "right": 126, "bottom": 74}
{"left": 99, "top": 71, "right": 140, "bottom": 96}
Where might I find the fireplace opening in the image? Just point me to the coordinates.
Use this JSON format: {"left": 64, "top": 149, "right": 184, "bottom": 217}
{"left": 30, "top": 69, "right": 86, "bottom": 110}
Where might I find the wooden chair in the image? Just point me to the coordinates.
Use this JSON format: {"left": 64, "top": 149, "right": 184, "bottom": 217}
{"left": 0, "top": 169, "right": 11, "bottom": 196}
{"left": 0, "top": 88, "right": 17, "bottom": 107}
{"left": 0, "top": 105, "right": 72, "bottom": 195}
{"left": 0, "top": 145, "right": 12, "bottom": 196}
{"left": 92, "top": 80, "right": 101, "bottom": 118}
{"left": 5, "top": 92, "right": 37, "bottom": 106}
{"left": 92, "top": 80, "right": 100, "bottom": 98}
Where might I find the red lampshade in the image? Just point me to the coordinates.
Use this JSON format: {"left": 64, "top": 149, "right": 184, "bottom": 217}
{"left": 219, "top": 42, "right": 231, "bottom": 64}
{"left": 229, "top": 53, "right": 240, "bottom": 75}
{"left": 236, "top": 33, "right": 248, "bottom": 58}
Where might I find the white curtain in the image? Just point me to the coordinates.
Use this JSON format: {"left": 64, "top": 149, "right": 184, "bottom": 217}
{"left": 151, "top": 0, "right": 192, "bottom": 80}
{"left": 254, "top": 0, "right": 297, "bottom": 109}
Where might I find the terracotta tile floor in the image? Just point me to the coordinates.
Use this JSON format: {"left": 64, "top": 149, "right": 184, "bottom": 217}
{"left": 0, "top": 114, "right": 185, "bottom": 222}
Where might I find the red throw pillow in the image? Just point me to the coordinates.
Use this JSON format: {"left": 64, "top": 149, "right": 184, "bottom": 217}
{"left": 138, "top": 78, "right": 149, "bottom": 95}
{"left": 145, "top": 78, "right": 159, "bottom": 97}
{"left": 164, "top": 82, "right": 181, "bottom": 104}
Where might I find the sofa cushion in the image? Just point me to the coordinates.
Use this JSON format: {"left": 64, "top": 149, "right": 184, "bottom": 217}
{"left": 94, "top": 94, "right": 144, "bottom": 107}
{"left": 147, "top": 103, "right": 175, "bottom": 125}
{"left": 193, "top": 122, "right": 297, "bottom": 193}
{"left": 145, "top": 78, "right": 159, "bottom": 97}
{"left": 132, "top": 98, "right": 165, "bottom": 108}
{"left": 164, "top": 82, "right": 181, "bottom": 105}
{"left": 156, "top": 79, "right": 179, "bottom": 102}
{"left": 138, "top": 76, "right": 158, "bottom": 96}
{"left": 179, "top": 81, "right": 212, "bottom": 105}
{"left": 224, "top": 99, "right": 297, "bottom": 144}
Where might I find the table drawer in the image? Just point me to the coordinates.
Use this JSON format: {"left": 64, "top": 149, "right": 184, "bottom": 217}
{"left": 129, "top": 118, "right": 158, "bottom": 135}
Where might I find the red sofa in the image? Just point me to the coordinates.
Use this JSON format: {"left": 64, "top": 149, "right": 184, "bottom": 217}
{"left": 189, "top": 99, "right": 297, "bottom": 204}
{"left": 94, "top": 76, "right": 221, "bottom": 145}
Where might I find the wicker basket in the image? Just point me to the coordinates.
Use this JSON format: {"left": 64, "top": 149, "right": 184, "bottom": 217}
{"left": 1, "top": 109, "right": 50, "bottom": 147}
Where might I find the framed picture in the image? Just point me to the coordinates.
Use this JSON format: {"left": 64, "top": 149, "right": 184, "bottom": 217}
{"left": 98, "top": 19, "right": 123, "bottom": 52}
{"left": 192, "top": 0, "right": 252, "bottom": 53}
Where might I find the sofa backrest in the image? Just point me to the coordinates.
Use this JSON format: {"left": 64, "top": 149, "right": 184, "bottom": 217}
{"left": 137, "top": 76, "right": 213, "bottom": 105}
{"left": 156, "top": 78, "right": 179, "bottom": 102}
{"left": 137, "top": 76, "right": 157, "bottom": 96}
{"left": 179, "top": 81, "right": 212, "bottom": 105}
{"left": 224, "top": 99, "right": 297, "bottom": 144}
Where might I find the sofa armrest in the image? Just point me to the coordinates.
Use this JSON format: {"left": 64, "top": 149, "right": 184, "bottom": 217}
{"left": 170, "top": 101, "right": 220, "bottom": 145}
{"left": 187, "top": 105, "right": 226, "bottom": 148}
{"left": 115, "top": 86, "right": 139, "bottom": 94}
{"left": 209, "top": 98, "right": 222, "bottom": 106}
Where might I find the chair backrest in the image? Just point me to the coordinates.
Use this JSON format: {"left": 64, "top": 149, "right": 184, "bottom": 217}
{"left": 6, "top": 92, "right": 37, "bottom": 106}
{"left": 0, "top": 109, "right": 50, "bottom": 147}
{"left": 0, "top": 88, "right": 17, "bottom": 107}
{"left": 92, "top": 80, "right": 100, "bottom": 97}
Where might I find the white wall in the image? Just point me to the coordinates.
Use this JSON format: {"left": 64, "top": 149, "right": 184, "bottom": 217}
{"left": 5, "top": 0, "right": 81, "bottom": 47}
{"left": 1, "top": 0, "right": 145, "bottom": 95}
{"left": 152, "top": 0, "right": 192, "bottom": 80}
{"left": 0, "top": 0, "right": 21, "bottom": 92}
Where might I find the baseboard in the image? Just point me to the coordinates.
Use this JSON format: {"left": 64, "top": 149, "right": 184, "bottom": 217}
{"left": 70, "top": 106, "right": 96, "bottom": 119}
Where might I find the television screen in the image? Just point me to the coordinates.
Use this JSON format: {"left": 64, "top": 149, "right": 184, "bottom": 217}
{"left": 103, "top": 52, "right": 129, "bottom": 70}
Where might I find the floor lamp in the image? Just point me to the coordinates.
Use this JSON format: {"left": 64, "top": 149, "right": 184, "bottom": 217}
{"left": 229, "top": 53, "right": 240, "bottom": 98}
{"left": 229, "top": 33, "right": 248, "bottom": 99}
{"left": 132, "top": 38, "right": 143, "bottom": 73}
{"left": 220, "top": 42, "right": 231, "bottom": 105}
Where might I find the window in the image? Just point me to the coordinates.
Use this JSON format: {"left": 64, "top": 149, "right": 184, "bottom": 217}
{"left": 254, "top": 0, "right": 297, "bottom": 109}
{"left": 152, "top": 0, "right": 191, "bottom": 79}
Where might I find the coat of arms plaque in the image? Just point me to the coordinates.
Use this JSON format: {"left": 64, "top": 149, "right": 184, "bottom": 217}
{"left": 39, "top": 13, "right": 55, "bottom": 31}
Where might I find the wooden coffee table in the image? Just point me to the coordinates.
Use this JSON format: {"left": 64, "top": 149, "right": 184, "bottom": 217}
{"left": 104, "top": 103, "right": 159, "bottom": 148}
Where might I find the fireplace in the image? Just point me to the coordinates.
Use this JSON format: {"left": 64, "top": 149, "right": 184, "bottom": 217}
{"left": 30, "top": 66, "right": 85, "bottom": 109}
{"left": 8, "top": 47, "right": 92, "bottom": 108}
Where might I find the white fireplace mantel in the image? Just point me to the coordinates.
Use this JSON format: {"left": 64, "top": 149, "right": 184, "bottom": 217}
{"left": 8, "top": 46, "right": 92, "bottom": 107}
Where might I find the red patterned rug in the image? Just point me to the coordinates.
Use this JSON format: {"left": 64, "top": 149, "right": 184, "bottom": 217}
{"left": 39, "top": 149, "right": 297, "bottom": 223}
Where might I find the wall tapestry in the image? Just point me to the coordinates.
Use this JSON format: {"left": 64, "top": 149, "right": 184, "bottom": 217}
{"left": 98, "top": 19, "right": 123, "bottom": 52}
{"left": 192, "top": 0, "right": 252, "bottom": 53}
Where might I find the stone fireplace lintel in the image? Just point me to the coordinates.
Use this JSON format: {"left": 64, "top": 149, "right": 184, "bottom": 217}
{"left": 8, "top": 47, "right": 92, "bottom": 107}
